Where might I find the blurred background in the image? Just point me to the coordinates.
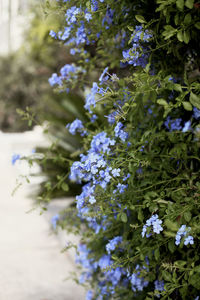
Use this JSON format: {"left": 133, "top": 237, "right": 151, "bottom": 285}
{"left": 0, "top": 1, "right": 85, "bottom": 299}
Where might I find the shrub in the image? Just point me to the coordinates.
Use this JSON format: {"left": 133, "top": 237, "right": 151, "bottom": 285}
{"left": 40, "top": 0, "right": 200, "bottom": 298}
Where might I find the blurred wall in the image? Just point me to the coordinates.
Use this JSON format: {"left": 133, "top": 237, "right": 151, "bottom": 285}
{"left": 0, "top": 0, "right": 30, "bottom": 55}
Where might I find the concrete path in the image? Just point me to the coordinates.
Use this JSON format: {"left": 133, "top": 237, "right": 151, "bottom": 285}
{"left": 0, "top": 129, "right": 85, "bottom": 300}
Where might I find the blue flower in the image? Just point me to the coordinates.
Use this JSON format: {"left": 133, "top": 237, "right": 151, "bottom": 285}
{"left": 65, "top": 6, "right": 81, "bottom": 25}
{"left": 193, "top": 107, "right": 200, "bottom": 119}
{"left": 130, "top": 265, "right": 149, "bottom": 292}
{"left": 184, "top": 235, "right": 194, "bottom": 246}
{"left": 91, "top": 0, "right": 99, "bottom": 12}
{"left": 142, "top": 214, "right": 163, "bottom": 238}
{"left": 84, "top": 82, "right": 99, "bottom": 112}
{"left": 86, "top": 290, "right": 93, "bottom": 300}
{"left": 48, "top": 73, "right": 62, "bottom": 86}
{"left": 12, "top": 153, "right": 21, "bottom": 165}
{"left": 112, "top": 168, "right": 120, "bottom": 177}
{"left": 164, "top": 117, "right": 182, "bottom": 131}
{"left": 175, "top": 225, "right": 194, "bottom": 246}
{"left": 51, "top": 214, "right": 59, "bottom": 229}
{"left": 154, "top": 280, "right": 165, "bottom": 297}
{"left": 98, "top": 255, "right": 112, "bottom": 270}
{"left": 66, "top": 119, "right": 84, "bottom": 135}
{"left": 85, "top": 12, "right": 92, "bottom": 22}
{"left": 114, "top": 122, "right": 128, "bottom": 142}
{"left": 106, "top": 236, "right": 122, "bottom": 254}
{"left": 49, "top": 30, "right": 57, "bottom": 39}
{"left": 182, "top": 120, "right": 191, "bottom": 132}
{"left": 99, "top": 67, "right": 109, "bottom": 84}
{"left": 90, "top": 114, "right": 97, "bottom": 123}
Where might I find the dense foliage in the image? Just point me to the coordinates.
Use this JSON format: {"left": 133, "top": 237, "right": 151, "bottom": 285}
{"left": 40, "top": 0, "right": 200, "bottom": 299}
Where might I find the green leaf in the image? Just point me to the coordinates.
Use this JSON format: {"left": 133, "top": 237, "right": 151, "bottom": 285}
{"left": 162, "top": 270, "right": 172, "bottom": 281}
{"left": 195, "top": 22, "right": 200, "bottom": 30}
{"left": 168, "top": 240, "right": 176, "bottom": 253}
{"left": 190, "top": 92, "right": 200, "bottom": 109}
{"left": 154, "top": 248, "right": 160, "bottom": 261}
{"left": 182, "top": 101, "right": 193, "bottom": 111}
{"left": 174, "top": 83, "right": 182, "bottom": 92}
{"left": 138, "top": 208, "right": 144, "bottom": 222}
{"left": 184, "top": 13, "right": 192, "bottom": 25}
{"left": 174, "top": 260, "right": 187, "bottom": 268}
{"left": 194, "top": 266, "right": 200, "bottom": 273}
{"left": 177, "top": 30, "right": 184, "bottom": 42}
{"left": 162, "top": 25, "right": 177, "bottom": 40}
{"left": 176, "top": 0, "right": 184, "bottom": 10}
{"left": 183, "top": 30, "right": 190, "bottom": 44}
{"left": 185, "top": 0, "right": 194, "bottom": 9}
{"left": 61, "top": 182, "right": 69, "bottom": 191}
{"left": 184, "top": 211, "right": 192, "bottom": 222}
{"left": 189, "top": 273, "right": 200, "bottom": 289}
{"left": 157, "top": 99, "right": 168, "bottom": 106}
{"left": 165, "top": 219, "right": 178, "bottom": 231}
{"left": 174, "top": 14, "right": 179, "bottom": 26}
{"left": 121, "top": 212, "right": 128, "bottom": 223}
{"left": 135, "top": 15, "right": 146, "bottom": 23}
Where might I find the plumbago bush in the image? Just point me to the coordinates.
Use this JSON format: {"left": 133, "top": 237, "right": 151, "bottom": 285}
{"left": 44, "top": 0, "right": 200, "bottom": 299}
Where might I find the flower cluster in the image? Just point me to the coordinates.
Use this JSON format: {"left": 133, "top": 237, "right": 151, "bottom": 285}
{"left": 175, "top": 225, "right": 194, "bottom": 246}
{"left": 66, "top": 119, "right": 86, "bottom": 136}
{"left": 49, "top": 64, "right": 85, "bottom": 89}
{"left": 106, "top": 236, "right": 122, "bottom": 254}
{"left": 164, "top": 116, "right": 191, "bottom": 132}
{"left": 142, "top": 215, "right": 163, "bottom": 238}
{"left": 122, "top": 26, "right": 152, "bottom": 67}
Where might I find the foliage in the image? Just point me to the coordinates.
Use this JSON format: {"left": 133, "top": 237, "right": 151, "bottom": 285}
{"left": 36, "top": 0, "right": 200, "bottom": 299}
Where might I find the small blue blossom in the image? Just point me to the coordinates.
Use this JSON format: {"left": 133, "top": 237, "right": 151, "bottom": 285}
{"left": 99, "top": 67, "right": 109, "bottom": 84}
{"left": 193, "top": 107, "right": 200, "bottom": 119}
{"left": 182, "top": 120, "right": 191, "bottom": 132}
{"left": 130, "top": 265, "right": 149, "bottom": 292}
{"left": 184, "top": 235, "right": 194, "bottom": 246}
{"left": 48, "top": 73, "right": 62, "bottom": 86}
{"left": 154, "top": 280, "right": 165, "bottom": 297}
{"left": 84, "top": 82, "right": 99, "bottom": 112}
{"left": 98, "top": 255, "right": 112, "bottom": 270}
{"left": 175, "top": 225, "right": 194, "bottom": 246}
{"left": 89, "top": 195, "right": 96, "bottom": 204}
{"left": 51, "top": 214, "right": 59, "bottom": 229}
{"left": 49, "top": 30, "right": 57, "bottom": 39}
{"left": 90, "top": 114, "right": 97, "bottom": 123}
{"left": 142, "top": 214, "right": 163, "bottom": 238}
{"left": 65, "top": 6, "right": 81, "bottom": 25}
{"left": 85, "top": 12, "right": 92, "bottom": 22}
{"left": 114, "top": 122, "right": 128, "bottom": 142}
{"left": 111, "top": 168, "right": 120, "bottom": 177}
{"left": 12, "top": 154, "right": 21, "bottom": 165}
{"left": 86, "top": 290, "right": 93, "bottom": 300}
{"left": 91, "top": 0, "right": 99, "bottom": 12}
{"left": 164, "top": 117, "right": 182, "bottom": 131}
{"left": 106, "top": 236, "right": 122, "bottom": 254}
{"left": 66, "top": 119, "right": 84, "bottom": 135}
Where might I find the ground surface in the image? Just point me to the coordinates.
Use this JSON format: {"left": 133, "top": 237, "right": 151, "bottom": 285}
{"left": 0, "top": 128, "right": 85, "bottom": 300}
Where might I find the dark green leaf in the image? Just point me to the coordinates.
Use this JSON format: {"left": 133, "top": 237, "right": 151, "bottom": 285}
{"left": 185, "top": 0, "right": 194, "bottom": 9}
{"left": 182, "top": 101, "right": 193, "bottom": 111}
{"left": 135, "top": 15, "right": 147, "bottom": 23}
{"left": 177, "top": 30, "right": 184, "bottom": 42}
{"left": 121, "top": 212, "right": 128, "bottom": 223}
{"left": 176, "top": 0, "right": 184, "bottom": 10}
{"left": 184, "top": 211, "right": 191, "bottom": 222}
{"left": 61, "top": 182, "right": 69, "bottom": 191}
{"left": 190, "top": 92, "right": 200, "bottom": 109}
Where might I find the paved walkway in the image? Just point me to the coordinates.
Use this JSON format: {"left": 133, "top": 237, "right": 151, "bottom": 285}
{"left": 0, "top": 129, "right": 85, "bottom": 300}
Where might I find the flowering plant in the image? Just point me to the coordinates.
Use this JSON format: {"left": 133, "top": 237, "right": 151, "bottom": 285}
{"left": 40, "top": 0, "right": 200, "bottom": 298}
